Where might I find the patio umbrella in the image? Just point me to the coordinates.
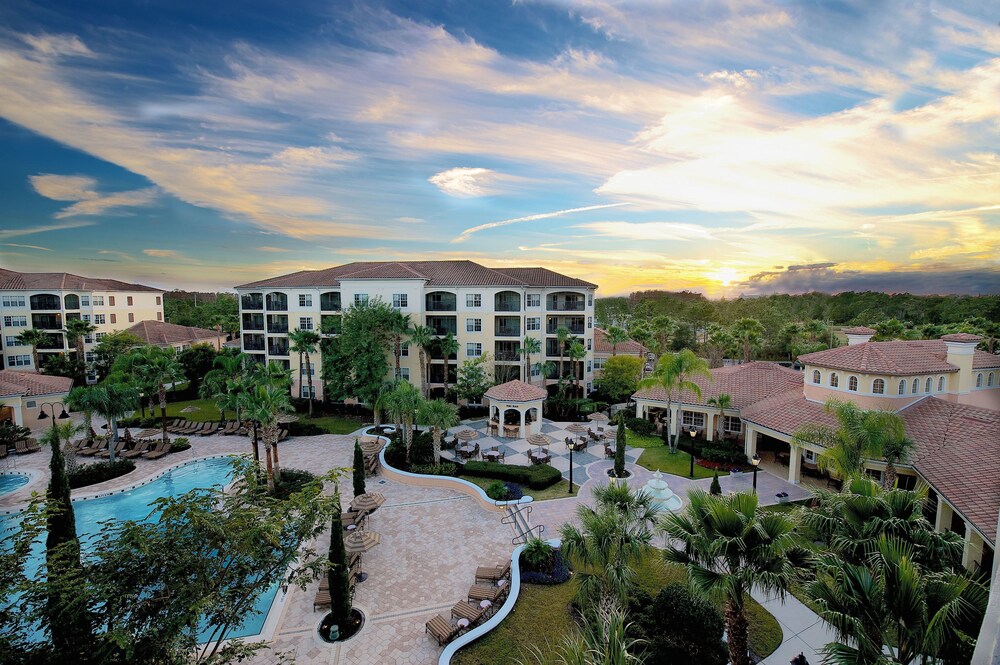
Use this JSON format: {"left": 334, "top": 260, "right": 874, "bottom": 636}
{"left": 587, "top": 412, "right": 609, "bottom": 422}
{"left": 344, "top": 530, "right": 381, "bottom": 555}
{"left": 277, "top": 414, "right": 299, "bottom": 424}
{"left": 455, "top": 429, "right": 478, "bottom": 441}
{"left": 137, "top": 428, "right": 159, "bottom": 438}
{"left": 527, "top": 433, "right": 551, "bottom": 446}
{"left": 359, "top": 438, "right": 384, "bottom": 454}
{"left": 181, "top": 406, "right": 200, "bottom": 413}
{"left": 350, "top": 492, "right": 386, "bottom": 513}
{"left": 566, "top": 423, "right": 589, "bottom": 433}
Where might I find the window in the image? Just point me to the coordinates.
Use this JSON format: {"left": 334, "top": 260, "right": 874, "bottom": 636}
{"left": 989, "top": 373, "right": 996, "bottom": 387}
{"left": 587, "top": 316, "right": 593, "bottom": 329}
{"left": 872, "top": 378, "right": 885, "bottom": 394}
{"left": 526, "top": 294, "right": 541, "bottom": 307}
{"left": 156, "top": 312, "right": 162, "bottom": 321}
{"left": 681, "top": 411, "right": 705, "bottom": 428}
{"left": 92, "top": 296, "right": 104, "bottom": 306}
{"left": 466, "top": 343, "right": 483, "bottom": 357}
{"left": 82, "top": 314, "right": 91, "bottom": 322}
{"left": 812, "top": 370, "right": 821, "bottom": 384}
{"left": 299, "top": 364, "right": 316, "bottom": 375}
{"left": 912, "top": 378, "right": 920, "bottom": 393}
{"left": 401, "top": 343, "right": 409, "bottom": 357}
{"left": 84, "top": 334, "right": 93, "bottom": 344}
{"left": 466, "top": 318, "right": 482, "bottom": 332}
{"left": 938, "top": 376, "right": 945, "bottom": 391}
{"left": 299, "top": 294, "right": 313, "bottom": 307}
{"left": 85, "top": 352, "right": 95, "bottom": 362}
{"left": 299, "top": 317, "right": 314, "bottom": 330}
{"left": 3, "top": 315, "right": 27, "bottom": 327}
{"left": 81, "top": 296, "right": 90, "bottom": 307}
{"left": 466, "top": 294, "right": 482, "bottom": 308}
{"left": 95, "top": 332, "right": 107, "bottom": 341}
{"left": 848, "top": 376, "right": 858, "bottom": 391}
{"left": 977, "top": 373, "right": 984, "bottom": 388}
{"left": 155, "top": 296, "right": 161, "bottom": 305}
{"left": 109, "top": 296, "right": 115, "bottom": 306}
{"left": 300, "top": 385, "right": 316, "bottom": 399}
{"left": 586, "top": 360, "right": 592, "bottom": 373}
{"left": 127, "top": 313, "right": 134, "bottom": 323}
{"left": 4, "top": 336, "right": 18, "bottom": 346}
{"left": 587, "top": 338, "right": 592, "bottom": 351}
{"left": 110, "top": 314, "right": 117, "bottom": 324}
{"left": 392, "top": 293, "right": 407, "bottom": 309}
{"left": 898, "top": 380, "right": 906, "bottom": 395}
{"left": 723, "top": 416, "right": 742, "bottom": 433}
{"left": 93, "top": 314, "right": 106, "bottom": 324}
{"left": 803, "top": 449, "right": 818, "bottom": 464}
{"left": 586, "top": 382, "right": 592, "bottom": 393}
{"left": 593, "top": 357, "right": 606, "bottom": 370}
{"left": 354, "top": 294, "right": 369, "bottom": 306}
{"left": 926, "top": 377, "right": 933, "bottom": 392}
{"left": 1, "top": 295, "right": 25, "bottom": 307}
{"left": 526, "top": 317, "right": 540, "bottom": 331}
{"left": 829, "top": 373, "right": 839, "bottom": 388}
{"left": 7, "top": 354, "right": 30, "bottom": 367}
{"left": 588, "top": 294, "right": 593, "bottom": 306}
{"left": 531, "top": 362, "right": 541, "bottom": 377}
{"left": 396, "top": 367, "right": 410, "bottom": 381}
{"left": 127, "top": 296, "right": 133, "bottom": 306}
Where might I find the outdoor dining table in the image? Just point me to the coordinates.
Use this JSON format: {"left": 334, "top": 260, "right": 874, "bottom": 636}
{"left": 456, "top": 444, "right": 476, "bottom": 458}
{"left": 502, "top": 425, "right": 519, "bottom": 438}
{"left": 483, "top": 449, "right": 501, "bottom": 462}
{"left": 529, "top": 449, "right": 550, "bottom": 464}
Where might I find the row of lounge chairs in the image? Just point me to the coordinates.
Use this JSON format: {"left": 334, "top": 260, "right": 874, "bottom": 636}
{"left": 425, "top": 560, "right": 512, "bottom": 646}
{"left": 165, "top": 419, "right": 290, "bottom": 440}
{"left": 70, "top": 436, "right": 171, "bottom": 460}
{"left": 312, "top": 553, "right": 363, "bottom": 611}
{"left": 9, "top": 439, "right": 41, "bottom": 455}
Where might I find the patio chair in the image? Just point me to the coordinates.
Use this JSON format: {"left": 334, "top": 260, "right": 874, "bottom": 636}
{"left": 425, "top": 614, "right": 459, "bottom": 646}
{"left": 199, "top": 422, "right": 221, "bottom": 436}
{"left": 222, "top": 421, "right": 240, "bottom": 435}
{"left": 14, "top": 439, "right": 41, "bottom": 454}
{"left": 604, "top": 444, "right": 615, "bottom": 459}
{"left": 343, "top": 509, "right": 369, "bottom": 530}
{"left": 364, "top": 452, "right": 380, "bottom": 476}
{"left": 122, "top": 440, "right": 151, "bottom": 459}
{"left": 468, "top": 584, "right": 505, "bottom": 603}
{"left": 475, "top": 560, "right": 511, "bottom": 583}
{"left": 79, "top": 439, "right": 109, "bottom": 457}
{"left": 451, "top": 600, "right": 485, "bottom": 625}
{"left": 313, "top": 589, "right": 331, "bottom": 611}
{"left": 96, "top": 439, "right": 128, "bottom": 459}
{"left": 278, "top": 427, "right": 289, "bottom": 441}
{"left": 142, "top": 441, "right": 171, "bottom": 460}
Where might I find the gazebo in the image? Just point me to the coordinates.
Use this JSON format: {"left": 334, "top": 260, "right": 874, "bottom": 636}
{"left": 484, "top": 380, "right": 547, "bottom": 438}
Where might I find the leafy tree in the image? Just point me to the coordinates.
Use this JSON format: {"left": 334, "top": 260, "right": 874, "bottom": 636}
{"left": 874, "top": 318, "right": 908, "bottom": 340}
{"left": 177, "top": 344, "right": 218, "bottom": 391}
{"left": 649, "top": 315, "right": 677, "bottom": 358}
{"left": 15, "top": 328, "right": 51, "bottom": 373}
{"left": 438, "top": 332, "right": 460, "bottom": 400}
{"left": 352, "top": 440, "right": 366, "bottom": 497}
{"left": 63, "top": 317, "right": 97, "bottom": 379}
{"left": 637, "top": 350, "right": 710, "bottom": 453}
{"left": 604, "top": 325, "right": 630, "bottom": 356}
{"left": 320, "top": 333, "right": 351, "bottom": 403}
{"left": 371, "top": 379, "right": 397, "bottom": 427}
{"left": 595, "top": 355, "right": 643, "bottom": 403}
{"left": 630, "top": 584, "right": 726, "bottom": 665}
{"left": 0, "top": 421, "right": 31, "bottom": 450}
{"left": 288, "top": 328, "right": 321, "bottom": 416}
{"left": 730, "top": 318, "right": 765, "bottom": 363}
{"left": 417, "top": 398, "right": 459, "bottom": 465}
{"left": 613, "top": 411, "right": 627, "bottom": 478}
{"left": 40, "top": 353, "right": 85, "bottom": 386}
{"left": 90, "top": 331, "right": 143, "bottom": 382}
{"left": 520, "top": 336, "right": 541, "bottom": 385}
{"left": 661, "top": 490, "right": 807, "bottom": 665}
{"left": 113, "top": 347, "right": 185, "bottom": 446}
{"left": 387, "top": 310, "right": 411, "bottom": 381}
{"left": 407, "top": 324, "right": 435, "bottom": 398}
{"left": 519, "top": 599, "right": 646, "bottom": 665}
{"left": 163, "top": 291, "right": 239, "bottom": 337}
{"left": 325, "top": 298, "right": 395, "bottom": 405}
{"left": 453, "top": 354, "right": 495, "bottom": 404}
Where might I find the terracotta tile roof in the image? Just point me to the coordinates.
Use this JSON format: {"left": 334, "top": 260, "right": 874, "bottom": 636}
{"left": 842, "top": 326, "right": 877, "bottom": 335}
{"left": 799, "top": 339, "right": 1000, "bottom": 374}
{"left": 0, "top": 370, "right": 73, "bottom": 397}
{"left": 740, "top": 392, "right": 840, "bottom": 435}
{"left": 125, "top": 320, "right": 223, "bottom": 346}
{"left": 0, "top": 268, "right": 160, "bottom": 292}
{"left": 235, "top": 261, "right": 595, "bottom": 289}
{"left": 941, "top": 333, "right": 983, "bottom": 343}
{"left": 593, "top": 327, "right": 649, "bottom": 356}
{"left": 633, "top": 361, "right": 804, "bottom": 410}
{"left": 485, "top": 380, "right": 548, "bottom": 403}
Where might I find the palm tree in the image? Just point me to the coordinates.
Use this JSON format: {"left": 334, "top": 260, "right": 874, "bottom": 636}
{"left": 203, "top": 352, "right": 249, "bottom": 422}
{"left": 64, "top": 386, "right": 101, "bottom": 471}
{"left": 519, "top": 598, "right": 646, "bottom": 665}
{"left": 661, "top": 490, "right": 806, "bottom": 665}
{"left": 555, "top": 326, "right": 571, "bottom": 380}
{"left": 116, "top": 347, "right": 185, "bottom": 446}
{"left": 520, "top": 336, "right": 541, "bottom": 384}
{"left": 288, "top": 328, "right": 321, "bottom": 416}
{"left": 567, "top": 339, "right": 587, "bottom": 406}
{"left": 637, "top": 350, "right": 710, "bottom": 452}
{"left": 63, "top": 318, "right": 97, "bottom": 378}
{"left": 706, "top": 393, "right": 732, "bottom": 442}
{"left": 539, "top": 360, "right": 557, "bottom": 385}
{"left": 372, "top": 379, "right": 397, "bottom": 428}
{"left": 438, "top": 332, "right": 459, "bottom": 400}
{"left": 242, "top": 382, "right": 293, "bottom": 494}
{"left": 730, "top": 318, "right": 764, "bottom": 363}
{"left": 388, "top": 310, "right": 412, "bottom": 381}
{"left": 89, "top": 382, "right": 140, "bottom": 463}
{"left": 417, "top": 398, "right": 459, "bottom": 464}
{"left": 408, "top": 324, "right": 434, "bottom": 398}
{"left": 605, "top": 325, "right": 630, "bottom": 356}
{"left": 808, "top": 535, "right": 987, "bottom": 665}
{"left": 793, "top": 400, "right": 914, "bottom": 484}
{"left": 560, "top": 483, "right": 660, "bottom": 608}
{"left": 384, "top": 380, "right": 422, "bottom": 463}
{"left": 15, "top": 328, "right": 51, "bottom": 373}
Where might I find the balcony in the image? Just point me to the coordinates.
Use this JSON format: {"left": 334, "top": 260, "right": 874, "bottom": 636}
{"left": 241, "top": 293, "right": 264, "bottom": 310}
{"left": 494, "top": 291, "right": 521, "bottom": 312}
{"left": 243, "top": 334, "right": 265, "bottom": 351}
{"left": 547, "top": 316, "right": 585, "bottom": 335}
{"left": 427, "top": 316, "right": 457, "bottom": 336}
{"left": 242, "top": 313, "right": 265, "bottom": 331}
{"left": 31, "top": 314, "right": 62, "bottom": 330}
{"left": 426, "top": 292, "right": 457, "bottom": 312}
{"left": 320, "top": 291, "right": 341, "bottom": 312}
{"left": 267, "top": 338, "right": 289, "bottom": 356}
{"left": 30, "top": 294, "right": 62, "bottom": 311}
{"left": 265, "top": 292, "right": 288, "bottom": 312}
{"left": 429, "top": 365, "right": 457, "bottom": 384}
{"left": 546, "top": 292, "right": 586, "bottom": 311}
{"left": 37, "top": 333, "right": 65, "bottom": 350}
{"left": 64, "top": 294, "right": 80, "bottom": 310}
{"left": 266, "top": 315, "right": 288, "bottom": 334}
{"left": 494, "top": 316, "right": 520, "bottom": 337}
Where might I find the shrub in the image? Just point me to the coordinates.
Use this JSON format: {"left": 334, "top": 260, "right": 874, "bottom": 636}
{"left": 461, "top": 461, "right": 562, "bottom": 490}
{"left": 409, "top": 462, "right": 459, "bottom": 477}
{"left": 384, "top": 438, "right": 407, "bottom": 470}
{"left": 522, "top": 538, "right": 553, "bottom": 570}
{"left": 409, "top": 430, "right": 434, "bottom": 465}
{"left": 521, "top": 549, "right": 571, "bottom": 585}
{"left": 625, "top": 417, "right": 655, "bottom": 436}
{"left": 170, "top": 437, "right": 191, "bottom": 452}
{"left": 288, "top": 421, "right": 326, "bottom": 436}
{"left": 629, "top": 584, "right": 727, "bottom": 665}
{"left": 272, "top": 468, "right": 317, "bottom": 500}
{"left": 700, "top": 442, "right": 747, "bottom": 465}
{"left": 710, "top": 471, "right": 722, "bottom": 495}
{"left": 68, "top": 460, "right": 136, "bottom": 489}
{"left": 485, "top": 480, "right": 508, "bottom": 501}
{"left": 118, "top": 416, "right": 158, "bottom": 429}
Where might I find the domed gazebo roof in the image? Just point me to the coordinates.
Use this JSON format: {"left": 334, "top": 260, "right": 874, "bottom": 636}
{"left": 484, "top": 379, "right": 548, "bottom": 403}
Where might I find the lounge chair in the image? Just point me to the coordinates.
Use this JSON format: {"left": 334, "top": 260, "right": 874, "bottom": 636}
{"left": 79, "top": 439, "right": 109, "bottom": 457}
{"left": 278, "top": 427, "right": 289, "bottom": 441}
{"left": 199, "top": 422, "right": 220, "bottom": 436}
{"left": 142, "top": 441, "right": 171, "bottom": 460}
{"left": 313, "top": 589, "right": 331, "bottom": 611}
{"left": 364, "top": 452, "right": 380, "bottom": 476}
{"left": 451, "top": 600, "right": 485, "bottom": 624}
{"left": 425, "top": 614, "right": 459, "bottom": 646}
{"left": 14, "top": 439, "right": 41, "bottom": 454}
{"left": 167, "top": 419, "right": 187, "bottom": 434}
{"left": 468, "top": 584, "right": 505, "bottom": 603}
{"left": 222, "top": 421, "right": 240, "bottom": 435}
{"left": 475, "top": 560, "right": 511, "bottom": 583}
{"left": 96, "top": 439, "right": 128, "bottom": 459}
{"left": 122, "top": 440, "right": 151, "bottom": 459}
{"left": 343, "top": 509, "right": 368, "bottom": 531}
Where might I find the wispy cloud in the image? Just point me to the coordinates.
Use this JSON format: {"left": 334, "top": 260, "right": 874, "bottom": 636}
{"left": 0, "top": 221, "right": 95, "bottom": 239}
{"left": 143, "top": 248, "right": 184, "bottom": 259}
{"left": 29, "top": 174, "right": 158, "bottom": 218}
{"left": 452, "top": 203, "right": 630, "bottom": 243}
{"left": 1, "top": 243, "right": 51, "bottom": 251}
{"left": 575, "top": 221, "right": 717, "bottom": 241}
{"left": 428, "top": 167, "right": 501, "bottom": 197}
{"left": 257, "top": 246, "right": 290, "bottom": 252}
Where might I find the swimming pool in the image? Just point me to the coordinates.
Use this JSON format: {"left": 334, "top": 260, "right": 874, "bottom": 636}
{"left": 0, "top": 472, "right": 30, "bottom": 497}
{"left": 1, "top": 457, "right": 280, "bottom": 642}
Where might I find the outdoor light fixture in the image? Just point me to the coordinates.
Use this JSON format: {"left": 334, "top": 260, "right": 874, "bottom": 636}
{"left": 751, "top": 453, "right": 761, "bottom": 493}
{"left": 38, "top": 402, "right": 70, "bottom": 428}
{"left": 688, "top": 428, "right": 696, "bottom": 479}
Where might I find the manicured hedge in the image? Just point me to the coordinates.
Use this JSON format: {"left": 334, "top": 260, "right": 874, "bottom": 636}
{"left": 462, "top": 461, "right": 562, "bottom": 490}
{"left": 287, "top": 421, "right": 325, "bottom": 436}
{"left": 68, "top": 460, "right": 136, "bottom": 489}
{"left": 409, "top": 462, "right": 459, "bottom": 477}
{"left": 626, "top": 417, "right": 656, "bottom": 435}
{"left": 170, "top": 437, "right": 191, "bottom": 452}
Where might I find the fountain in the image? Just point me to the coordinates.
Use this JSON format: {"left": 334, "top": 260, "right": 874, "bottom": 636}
{"left": 641, "top": 470, "right": 683, "bottom": 512}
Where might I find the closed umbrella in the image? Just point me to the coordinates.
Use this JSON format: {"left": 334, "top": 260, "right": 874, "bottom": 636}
{"left": 350, "top": 492, "right": 386, "bottom": 514}
{"left": 180, "top": 406, "right": 200, "bottom": 413}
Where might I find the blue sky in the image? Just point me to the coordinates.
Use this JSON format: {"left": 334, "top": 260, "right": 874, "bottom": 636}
{"left": 0, "top": 0, "right": 998, "bottom": 296}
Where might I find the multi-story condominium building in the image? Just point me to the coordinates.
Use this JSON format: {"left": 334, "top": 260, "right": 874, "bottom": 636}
{"left": 0, "top": 268, "right": 164, "bottom": 376}
{"left": 235, "top": 260, "right": 598, "bottom": 401}
{"left": 633, "top": 327, "right": 1000, "bottom": 575}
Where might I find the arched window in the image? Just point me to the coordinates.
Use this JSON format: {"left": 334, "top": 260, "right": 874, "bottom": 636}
{"left": 989, "top": 372, "right": 995, "bottom": 387}
{"left": 925, "top": 377, "right": 932, "bottom": 393}
{"left": 829, "top": 373, "right": 839, "bottom": 388}
{"left": 872, "top": 379, "right": 885, "bottom": 394}
{"left": 977, "top": 373, "right": 984, "bottom": 388}
{"left": 912, "top": 378, "right": 920, "bottom": 393}
{"left": 938, "top": 376, "right": 945, "bottom": 391}
{"left": 63, "top": 294, "right": 80, "bottom": 310}
{"left": 848, "top": 376, "right": 858, "bottom": 391}
{"left": 898, "top": 380, "right": 906, "bottom": 395}
{"left": 812, "top": 370, "right": 821, "bottom": 384}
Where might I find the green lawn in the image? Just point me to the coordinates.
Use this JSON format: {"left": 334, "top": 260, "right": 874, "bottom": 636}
{"left": 302, "top": 415, "right": 365, "bottom": 435}
{"left": 162, "top": 398, "right": 225, "bottom": 422}
{"left": 454, "top": 552, "right": 782, "bottom": 662}
{"left": 459, "top": 474, "right": 580, "bottom": 501}
{"left": 626, "top": 430, "right": 726, "bottom": 480}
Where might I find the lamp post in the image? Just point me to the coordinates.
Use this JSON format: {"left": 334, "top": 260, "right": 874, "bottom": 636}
{"left": 568, "top": 442, "right": 574, "bottom": 494}
{"left": 688, "top": 428, "right": 697, "bottom": 478}
{"left": 38, "top": 401, "right": 71, "bottom": 429}
{"left": 751, "top": 453, "right": 761, "bottom": 493}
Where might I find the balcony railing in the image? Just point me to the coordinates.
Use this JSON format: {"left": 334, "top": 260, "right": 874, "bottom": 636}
{"left": 547, "top": 323, "right": 584, "bottom": 335}
{"left": 243, "top": 335, "right": 265, "bottom": 351}
{"left": 30, "top": 295, "right": 62, "bottom": 311}
{"left": 426, "top": 301, "right": 457, "bottom": 312}
{"left": 265, "top": 293, "right": 288, "bottom": 311}
{"left": 266, "top": 315, "right": 288, "bottom": 334}
{"left": 546, "top": 300, "right": 585, "bottom": 311}
{"left": 241, "top": 294, "right": 264, "bottom": 310}
{"left": 242, "top": 314, "right": 265, "bottom": 331}
{"left": 495, "top": 325, "right": 520, "bottom": 337}
{"left": 37, "top": 334, "right": 65, "bottom": 350}
{"left": 267, "top": 340, "right": 289, "bottom": 356}
{"left": 494, "top": 352, "right": 520, "bottom": 362}
{"left": 320, "top": 292, "right": 341, "bottom": 312}
{"left": 31, "top": 314, "right": 62, "bottom": 330}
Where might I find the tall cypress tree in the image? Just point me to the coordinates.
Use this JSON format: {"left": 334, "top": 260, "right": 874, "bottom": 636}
{"left": 43, "top": 424, "right": 92, "bottom": 657}
{"left": 352, "top": 440, "right": 366, "bottom": 497}
{"left": 328, "top": 497, "right": 353, "bottom": 633}
{"left": 614, "top": 412, "right": 627, "bottom": 478}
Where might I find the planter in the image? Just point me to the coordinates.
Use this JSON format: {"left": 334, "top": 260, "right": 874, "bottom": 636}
{"left": 318, "top": 608, "right": 365, "bottom": 643}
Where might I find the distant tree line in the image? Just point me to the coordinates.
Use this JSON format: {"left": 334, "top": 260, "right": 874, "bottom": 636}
{"left": 163, "top": 291, "right": 239, "bottom": 337}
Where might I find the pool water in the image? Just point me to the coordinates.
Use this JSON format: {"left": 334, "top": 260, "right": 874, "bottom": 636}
{"left": 0, "top": 473, "right": 29, "bottom": 496}
{"left": 1, "top": 457, "right": 280, "bottom": 642}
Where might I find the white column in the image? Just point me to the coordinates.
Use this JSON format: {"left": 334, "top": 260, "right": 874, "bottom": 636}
{"left": 744, "top": 426, "right": 758, "bottom": 459}
{"left": 788, "top": 443, "right": 802, "bottom": 484}
{"left": 519, "top": 408, "right": 526, "bottom": 438}
{"left": 669, "top": 404, "right": 680, "bottom": 438}
{"left": 705, "top": 412, "right": 716, "bottom": 442}
{"left": 935, "top": 499, "right": 954, "bottom": 533}
{"left": 635, "top": 401, "right": 643, "bottom": 418}
{"left": 963, "top": 525, "right": 984, "bottom": 571}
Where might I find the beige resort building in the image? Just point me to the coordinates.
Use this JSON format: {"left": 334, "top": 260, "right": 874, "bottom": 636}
{"left": 235, "top": 261, "right": 598, "bottom": 401}
{"left": 633, "top": 327, "right": 1000, "bottom": 574}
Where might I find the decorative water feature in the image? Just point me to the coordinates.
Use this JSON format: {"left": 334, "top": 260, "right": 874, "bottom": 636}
{"left": 641, "top": 470, "right": 683, "bottom": 512}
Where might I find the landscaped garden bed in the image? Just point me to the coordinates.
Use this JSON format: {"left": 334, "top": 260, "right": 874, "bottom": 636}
{"left": 68, "top": 459, "right": 136, "bottom": 489}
